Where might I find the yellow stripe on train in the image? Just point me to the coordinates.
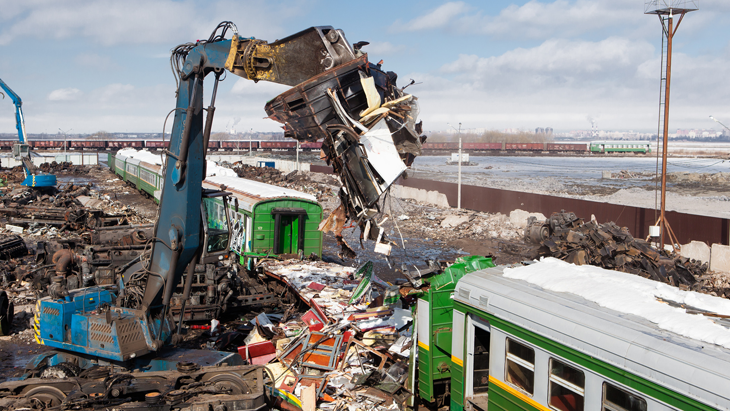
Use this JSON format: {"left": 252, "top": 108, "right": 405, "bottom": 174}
{"left": 489, "top": 375, "right": 550, "bottom": 411}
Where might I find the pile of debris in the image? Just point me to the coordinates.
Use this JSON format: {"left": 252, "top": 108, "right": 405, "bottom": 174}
{"left": 608, "top": 170, "right": 653, "bottom": 179}
{"left": 525, "top": 211, "right": 708, "bottom": 290}
{"left": 208, "top": 259, "right": 421, "bottom": 410}
{"left": 233, "top": 163, "right": 288, "bottom": 183}
{"left": 0, "top": 182, "right": 149, "bottom": 236}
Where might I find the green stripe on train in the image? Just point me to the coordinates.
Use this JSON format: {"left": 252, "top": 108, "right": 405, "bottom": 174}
{"left": 453, "top": 300, "right": 714, "bottom": 411}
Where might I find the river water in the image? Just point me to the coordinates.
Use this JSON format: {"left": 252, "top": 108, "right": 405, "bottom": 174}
{"left": 409, "top": 156, "right": 730, "bottom": 189}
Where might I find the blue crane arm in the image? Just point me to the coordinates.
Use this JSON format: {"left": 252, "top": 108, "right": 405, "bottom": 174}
{"left": 141, "top": 39, "right": 232, "bottom": 311}
{"left": 142, "top": 25, "right": 356, "bottom": 311}
{"left": 0, "top": 77, "right": 28, "bottom": 144}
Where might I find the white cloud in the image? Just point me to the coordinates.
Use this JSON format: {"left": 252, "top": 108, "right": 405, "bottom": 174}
{"left": 393, "top": 2, "right": 470, "bottom": 31}
{"left": 440, "top": 37, "right": 653, "bottom": 91}
{"left": 48, "top": 88, "right": 83, "bottom": 101}
{"left": 394, "top": 0, "right": 645, "bottom": 39}
{"left": 404, "top": 34, "right": 730, "bottom": 131}
{"left": 229, "top": 78, "right": 290, "bottom": 98}
{"left": 0, "top": 0, "right": 294, "bottom": 46}
{"left": 93, "top": 84, "right": 136, "bottom": 103}
{"left": 75, "top": 53, "right": 117, "bottom": 70}
{"left": 362, "top": 41, "right": 406, "bottom": 56}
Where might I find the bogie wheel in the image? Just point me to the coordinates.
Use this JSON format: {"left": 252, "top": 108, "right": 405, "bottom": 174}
{"left": 24, "top": 385, "right": 66, "bottom": 408}
{"left": 0, "top": 291, "right": 14, "bottom": 336}
{"left": 204, "top": 373, "right": 250, "bottom": 395}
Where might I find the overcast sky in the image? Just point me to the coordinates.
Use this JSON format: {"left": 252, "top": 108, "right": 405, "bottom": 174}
{"left": 1, "top": 0, "right": 728, "bottom": 135}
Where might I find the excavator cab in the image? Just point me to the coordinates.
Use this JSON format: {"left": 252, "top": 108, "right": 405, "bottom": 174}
{"left": 12, "top": 142, "right": 30, "bottom": 160}
{"left": 201, "top": 189, "right": 233, "bottom": 262}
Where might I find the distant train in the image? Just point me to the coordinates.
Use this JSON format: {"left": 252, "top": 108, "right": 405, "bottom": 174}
{"left": 420, "top": 141, "right": 651, "bottom": 154}
{"left": 0, "top": 139, "right": 652, "bottom": 154}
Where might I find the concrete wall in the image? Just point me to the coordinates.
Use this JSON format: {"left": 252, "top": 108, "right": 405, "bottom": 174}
{"left": 389, "top": 184, "right": 450, "bottom": 208}
{"left": 207, "top": 154, "right": 310, "bottom": 173}
{"left": 1, "top": 154, "right": 99, "bottom": 167}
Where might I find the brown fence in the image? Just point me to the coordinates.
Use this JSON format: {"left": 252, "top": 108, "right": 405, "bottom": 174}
{"left": 309, "top": 165, "right": 729, "bottom": 246}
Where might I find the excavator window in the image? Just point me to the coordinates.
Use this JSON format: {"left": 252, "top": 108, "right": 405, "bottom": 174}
{"left": 202, "top": 197, "right": 230, "bottom": 254}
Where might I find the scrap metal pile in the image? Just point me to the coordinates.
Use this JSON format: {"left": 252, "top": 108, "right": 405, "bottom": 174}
{"left": 224, "top": 260, "right": 423, "bottom": 411}
{"left": 265, "top": 50, "right": 423, "bottom": 258}
{"left": 525, "top": 211, "right": 708, "bottom": 289}
{"left": 0, "top": 182, "right": 148, "bottom": 235}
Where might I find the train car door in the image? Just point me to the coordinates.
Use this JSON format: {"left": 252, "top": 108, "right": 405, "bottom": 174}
{"left": 466, "top": 315, "right": 491, "bottom": 407}
{"left": 272, "top": 207, "right": 307, "bottom": 255}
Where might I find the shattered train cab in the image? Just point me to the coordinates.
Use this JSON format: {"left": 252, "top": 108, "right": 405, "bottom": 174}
{"left": 264, "top": 47, "right": 423, "bottom": 253}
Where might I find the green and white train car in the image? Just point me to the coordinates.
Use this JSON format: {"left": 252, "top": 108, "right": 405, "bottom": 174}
{"left": 417, "top": 258, "right": 730, "bottom": 411}
{"left": 110, "top": 152, "right": 163, "bottom": 202}
{"left": 108, "top": 152, "right": 323, "bottom": 261}
{"left": 202, "top": 175, "right": 323, "bottom": 264}
{"left": 589, "top": 141, "right": 651, "bottom": 154}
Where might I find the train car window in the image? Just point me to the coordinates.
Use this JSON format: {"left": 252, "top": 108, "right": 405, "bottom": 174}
{"left": 549, "top": 359, "right": 585, "bottom": 411}
{"left": 505, "top": 338, "right": 535, "bottom": 395}
{"left": 140, "top": 169, "right": 155, "bottom": 185}
{"left": 602, "top": 383, "right": 647, "bottom": 411}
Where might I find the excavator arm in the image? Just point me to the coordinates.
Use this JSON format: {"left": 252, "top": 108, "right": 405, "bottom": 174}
{"left": 141, "top": 24, "right": 362, "bottom": 313}
{"left": 36, "top": 22, "right": 421, "bottom": 362}
{"left": 0, "top": 78, "right": 57, "bottom": 188}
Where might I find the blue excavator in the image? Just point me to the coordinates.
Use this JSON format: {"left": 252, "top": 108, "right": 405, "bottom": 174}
{"left": 0, "top": 78, "right": 57, "bottom": 188}
{"left": 0, "top": 22, "right": 421, "bottom": 410}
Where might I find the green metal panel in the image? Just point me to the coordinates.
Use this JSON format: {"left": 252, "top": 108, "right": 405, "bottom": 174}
{"left": 488, "top": 380, "right": 541, "bottom": 411}
{"left": 137, "top": 177, "right": 156, "bottom": 199}
{"left": 124, "top": 163, "right": 139, "bottom": 186}
{"left": 113, "top": 156, "right": 126, "bottom": 180}
{"left": 417, "top": 256, "right": 495, "bottom": 403}
{"left": 250, "top": 198, "right": 322, "bottom": 257}
{"left": 450, "top": 362, "right": 465, "bottom": 411}
{"left": 453, "top": 300, "right": 715, "bottom": 411}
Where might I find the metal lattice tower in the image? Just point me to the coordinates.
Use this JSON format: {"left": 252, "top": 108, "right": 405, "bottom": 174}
{"left": 644, "top": 0, "right": 698, "bottom": 250}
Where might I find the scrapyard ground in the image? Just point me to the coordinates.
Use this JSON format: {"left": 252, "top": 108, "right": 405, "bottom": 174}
{"left": 0, "top": 161, "right": 726, "bottom": 400}
{"left": 0, "top": 162, "right": 528, "bottom": 384}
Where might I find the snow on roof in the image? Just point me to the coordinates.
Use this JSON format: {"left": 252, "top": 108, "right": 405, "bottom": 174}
{"left": 206, "top": 161, "right": 238, "bottom": 177}
{"left": 503, "top": 257, "right": 730, "bottom": 349}
{"left": 117, "top": 148, "right": 162, "bottom": 165}
{"left": 205, "top": 175, "right": 316, "bottom": 202}
{"left": 116, "top": 149, "right": 237, "bottom": 178}
{"left": 116, "top": 149, "right": 315, "bottom": 201}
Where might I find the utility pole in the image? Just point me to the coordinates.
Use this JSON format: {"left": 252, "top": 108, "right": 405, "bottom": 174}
{"left": 296, "top": 140, "right": 300, "bottom": 172}
{"left": 458, "top": 122, "right": 462, "bottom": 210}
{"left": 645, "top": 0, "right": 697, "bottom": 250}
{"left": 448, "top": 122, "right": 463, "bottom": 210}
{"left": 59, "top": 128, "right": 72, "bottom": 160}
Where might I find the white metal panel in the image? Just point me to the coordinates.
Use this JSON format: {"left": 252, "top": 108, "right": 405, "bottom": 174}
{"left": 417, "top": 298, "right": 430, "bottom": 351}
{"left": 359, "top": 119, "right": 406, "bottom": 188}
{"left": 205, "top": 175, "right": 316, "bottom": 202}
{"left": 452, "top": 310, "right": 465, "bottom": 365}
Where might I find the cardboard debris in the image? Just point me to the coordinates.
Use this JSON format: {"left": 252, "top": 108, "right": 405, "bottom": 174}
{"left": 247, "top": 258, "right": 426, "bottom": 410}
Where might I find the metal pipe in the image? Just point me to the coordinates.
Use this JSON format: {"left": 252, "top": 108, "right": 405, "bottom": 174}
{"left": 458, "top": 123, "right": 462, "bottom": 210}
{"left": 175, "top": 74, "right": 200, "bottom": 184}
{"left": 202, "top": 72, "right": 221, "bottom": 178}
{"left": 176, "top": 249, "right": 201, "bottom": 335}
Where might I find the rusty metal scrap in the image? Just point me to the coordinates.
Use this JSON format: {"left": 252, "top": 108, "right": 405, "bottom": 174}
{"left": 527, "top": 211, "right": 707, "bottom": 289}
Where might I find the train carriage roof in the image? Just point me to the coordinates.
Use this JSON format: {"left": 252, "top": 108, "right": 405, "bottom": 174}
{"left": 125, "top": 157, "right": 141, "bottom": 166}
{"left": 455, "top": 258, "right": 730, "bottom": 409}
{"left": 203, "top": 175, "right": 317, "bottom": 213}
